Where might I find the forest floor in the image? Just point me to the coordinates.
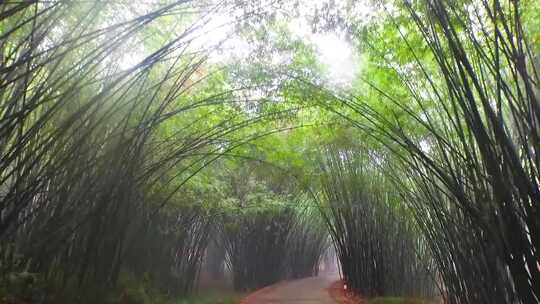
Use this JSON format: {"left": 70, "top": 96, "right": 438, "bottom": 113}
{"left": 328, "top": 280, "right": 438, "bottom": 304}
{"left": 241, "top": 274, "right": 339, "bottom": 304}
{"left": 187, "top": 272, "right": 246, "bottom": 304}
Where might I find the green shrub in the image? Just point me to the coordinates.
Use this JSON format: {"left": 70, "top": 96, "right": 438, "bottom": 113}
{"left": 368, "top": 297, "right": 431, "bottom": 304}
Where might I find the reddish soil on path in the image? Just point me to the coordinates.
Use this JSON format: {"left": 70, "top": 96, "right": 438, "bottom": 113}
{"left": 327, "top": 280, "right": 365, "bottom": 304}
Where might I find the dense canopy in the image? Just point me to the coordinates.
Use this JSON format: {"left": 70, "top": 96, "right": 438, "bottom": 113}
{"left": 1, "top": 1, "right": 539, "bottom": 304}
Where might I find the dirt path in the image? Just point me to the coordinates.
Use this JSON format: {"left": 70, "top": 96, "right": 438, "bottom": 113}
{"left": 241, "top": 274, "right": 339, "bottom": 304}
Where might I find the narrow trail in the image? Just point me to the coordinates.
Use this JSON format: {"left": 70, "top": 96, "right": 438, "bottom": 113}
{"left": 242, "top": 274, "right": 339, "bottom": 304}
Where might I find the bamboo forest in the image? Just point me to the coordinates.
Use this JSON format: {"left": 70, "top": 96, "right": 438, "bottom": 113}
{"left": 1, "top": 0, "right": 539, "bottom": 304}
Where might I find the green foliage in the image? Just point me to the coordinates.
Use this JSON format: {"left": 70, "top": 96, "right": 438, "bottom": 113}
{"left": 175, "top": 294, "right": 241, "bottom": 304}
{"left": 0, "top": 272, "right": 46, "bottom": 303}
{"left": 368, "top": 297, "right": 432, "bottom": 304}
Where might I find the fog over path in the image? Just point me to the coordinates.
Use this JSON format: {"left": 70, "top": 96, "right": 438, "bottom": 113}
{"left": 242, "top": 274, "right": 339, "bottom": 304}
